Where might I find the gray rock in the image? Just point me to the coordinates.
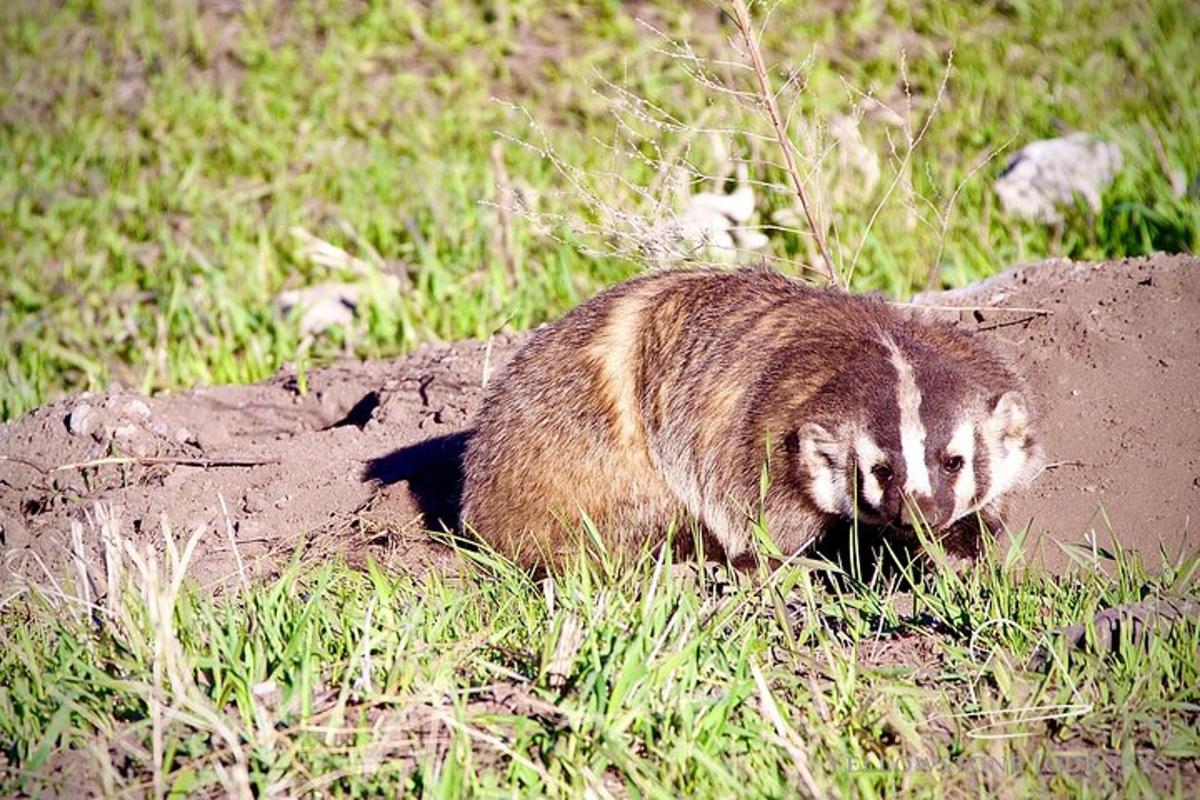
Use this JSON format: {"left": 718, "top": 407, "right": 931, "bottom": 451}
{"left": 194, "top": 420, "right": 232, "bottom": 453}
{"left": 995, "top": 133, "right": 1123, "bottom": 224}
{"left": 123, "top": 399, "right": 152, "bottom": 419}
{"left": 67, "top": 403, "right": 97, "bottom": 437}
{"left": 276, "top": 282, "right": 361, "bottom": 335}
{"left": 112, "top": 423, "right": 140, "bottom": 440}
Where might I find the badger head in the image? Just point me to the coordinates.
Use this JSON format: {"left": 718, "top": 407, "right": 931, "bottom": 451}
{"left": 794, "top": 335, "right": 1043, "bottom": 544}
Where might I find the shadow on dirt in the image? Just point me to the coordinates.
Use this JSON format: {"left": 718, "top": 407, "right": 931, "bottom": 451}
{"left": 363, "top": 430, "right": 471, "bottom": 532}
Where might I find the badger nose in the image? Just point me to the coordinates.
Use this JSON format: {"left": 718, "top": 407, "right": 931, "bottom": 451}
{"left": 899, "top": 495, "right": 941, "bottom": 529}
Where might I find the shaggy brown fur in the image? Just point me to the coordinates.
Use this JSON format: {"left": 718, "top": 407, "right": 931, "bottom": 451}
{"left": 461, "top": 268, "right": 1040, "bottom": 569}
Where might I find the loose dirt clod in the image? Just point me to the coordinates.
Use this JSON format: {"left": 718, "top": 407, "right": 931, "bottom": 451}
{"left": 1, "top": 255, "right": 1196, "bottom": 590}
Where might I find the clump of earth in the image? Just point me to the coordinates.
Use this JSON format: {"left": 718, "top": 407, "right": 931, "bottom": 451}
{"left": 1, "top": 254, "right": 1197, "bottom": 591}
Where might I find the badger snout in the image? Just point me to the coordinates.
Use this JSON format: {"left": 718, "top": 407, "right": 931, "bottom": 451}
{"left": 897, "top": 493, "right": 948, "bottom": 531}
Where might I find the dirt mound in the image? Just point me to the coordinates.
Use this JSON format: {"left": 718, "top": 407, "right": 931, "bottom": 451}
{"left": 1, "top": 254, "right": 1197, "bottom": 589}
{"left": 0, "top": 338, "right": 523, "bottom": 589}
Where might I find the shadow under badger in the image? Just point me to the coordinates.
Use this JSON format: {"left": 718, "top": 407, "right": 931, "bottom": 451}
{"left": 461, "top": 268, "right": 1042, "bottom": 570}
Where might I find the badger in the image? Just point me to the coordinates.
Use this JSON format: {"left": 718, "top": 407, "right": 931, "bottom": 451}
{"left": 460, "top": 268, "right": 1042, "bottom": 570}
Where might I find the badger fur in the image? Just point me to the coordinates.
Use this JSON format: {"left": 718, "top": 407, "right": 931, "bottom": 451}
{"left": 460, "top": 268, "right": 1042, "bottom": 569}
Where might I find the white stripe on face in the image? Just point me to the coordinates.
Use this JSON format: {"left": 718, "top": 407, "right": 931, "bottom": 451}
{"left": 882, "top": 337, "right": 932, "bottom": 497}
{"left": 947, "top": 419, "right": 977, "bottom": 521}
{"left": 855, "top": 433, "right": 887, "bottom": 510}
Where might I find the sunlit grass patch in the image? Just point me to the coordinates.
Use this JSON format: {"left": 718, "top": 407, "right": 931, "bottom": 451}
{"left": 1, "top": 508, "right": 1197, "bottom": 796}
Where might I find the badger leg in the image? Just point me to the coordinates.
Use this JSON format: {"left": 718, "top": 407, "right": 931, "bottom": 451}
{"left": 461, "top": 442, "right": 681, "bottom": 570}
{"left": 700, "top": 492, "right": 826, "bottom": 569}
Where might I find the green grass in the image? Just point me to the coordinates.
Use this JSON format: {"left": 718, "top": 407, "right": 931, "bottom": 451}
{"left": 1, "top": 0, "right": 1197, "bottom": 419}
{"left": 2, "top": 520, "right": 1198, "bottom": 797}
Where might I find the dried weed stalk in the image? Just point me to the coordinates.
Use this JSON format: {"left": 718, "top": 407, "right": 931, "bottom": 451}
{"left": 492, "top": 2, "right": 986, "bottom": 293}
{"left": 727, "top": 0, "right": 836, "bottom": 285}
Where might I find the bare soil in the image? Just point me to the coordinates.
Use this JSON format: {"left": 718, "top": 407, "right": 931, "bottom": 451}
{"left": 1, "top": 254, "right": 1197, "bottom": 591}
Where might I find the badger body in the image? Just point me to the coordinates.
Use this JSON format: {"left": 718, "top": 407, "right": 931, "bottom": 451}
{"left": 460, "top": 268, "right": 1041, "bottom": 569}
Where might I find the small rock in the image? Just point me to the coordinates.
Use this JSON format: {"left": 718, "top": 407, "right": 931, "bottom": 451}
{"left": 995, "top": 133, "right": 1123, "bottom": 224}
{"left": 277, "top": 282, "right": 361, "bottom": 335}
{"left": 124, "top": 399, "right": 152, "bottom": 419}
{"left": 174, "top": 427, "right": 195, "bottom": 444}
{"left": 243, "top": 493, "right": 266, "bottom": 514}
{"left": 194, "top": 421, "right": 231, "bottom": 453}
{"left": 112, "top": 423, "right": 140, "bottom": 440}
{"left": 67, "top": 403, "right": 97, "bottom": 437}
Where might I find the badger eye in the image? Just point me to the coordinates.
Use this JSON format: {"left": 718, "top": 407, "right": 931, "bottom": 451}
{"left": 942, "top": 455, "right": 965, "bottom": 474}
{"left": 871, "top": 464, "right": 894, "bottom": 483}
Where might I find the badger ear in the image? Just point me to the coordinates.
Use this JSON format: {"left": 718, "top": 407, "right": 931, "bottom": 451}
{"left": 794, "top": 422, "right": 849, "bottom": 516}
{"left": 990, "top": 391, "right": 1030, "bottom": 439}
{"left": 795, "top": 422, "right": 842, "bottom": 468}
